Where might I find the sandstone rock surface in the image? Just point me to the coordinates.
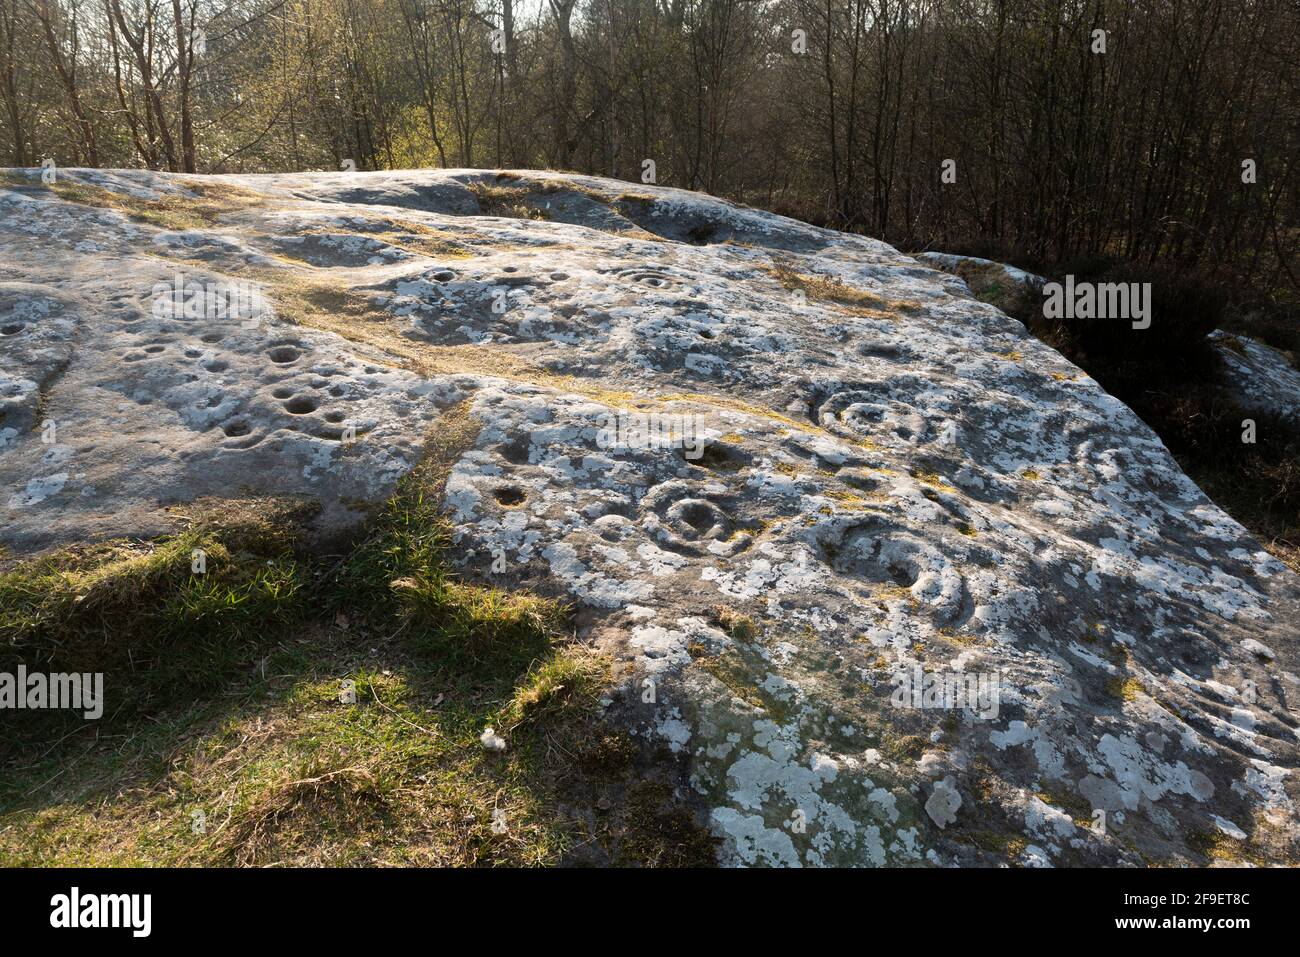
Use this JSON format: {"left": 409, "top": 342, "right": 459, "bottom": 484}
{"left": 916, "top": 251, "right": 1044, "bottom": 319}
{"left": 2, "top": 168, "right": 1297, "bottom": 866}
{"left": 1209, "top": 330, "right": 1300, "bottom": 422}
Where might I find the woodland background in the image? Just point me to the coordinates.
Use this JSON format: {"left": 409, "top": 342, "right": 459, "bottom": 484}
{"left": 1, "top": 0, "right": 1296, "bottom": 299}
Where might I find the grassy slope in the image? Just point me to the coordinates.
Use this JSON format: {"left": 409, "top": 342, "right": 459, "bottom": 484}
{"left": 0, "top": 407, "right": 715, "bottom": 866}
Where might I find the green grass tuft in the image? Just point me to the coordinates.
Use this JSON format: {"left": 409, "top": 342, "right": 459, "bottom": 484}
{"left": 0, "top": 496, "right": 318, "bottom": 718}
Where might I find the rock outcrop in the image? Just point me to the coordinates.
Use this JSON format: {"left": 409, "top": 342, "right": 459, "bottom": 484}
{"left": 919, "top": 251, "right": 1300, "bottom": 424}
{"left": 2, "top": 168, "right": 1298, "bottom": 866}
{"left": 915, "top": 251, "right": 1044, "bottom": 319}
{"left": 1209, "top": 330, "right": 1300, "bottom": 422}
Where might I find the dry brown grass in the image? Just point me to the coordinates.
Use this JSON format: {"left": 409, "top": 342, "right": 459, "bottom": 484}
{"left": 762, "top": 260, "right": 921, "bottom": 318}
{"left": 254, "top": 269, "right": 573, "bottom": 389}
{"left": 711, "top": 605, "right": 760, "bottom": 641}
{"left": 36, "top": 176, "right": 269, "bottom": 231}
{"left": 468, "top": 182, "right": 550, "bottom": 220}
{"left": 285, "top": 222, "right": 473, "bottom": 262}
